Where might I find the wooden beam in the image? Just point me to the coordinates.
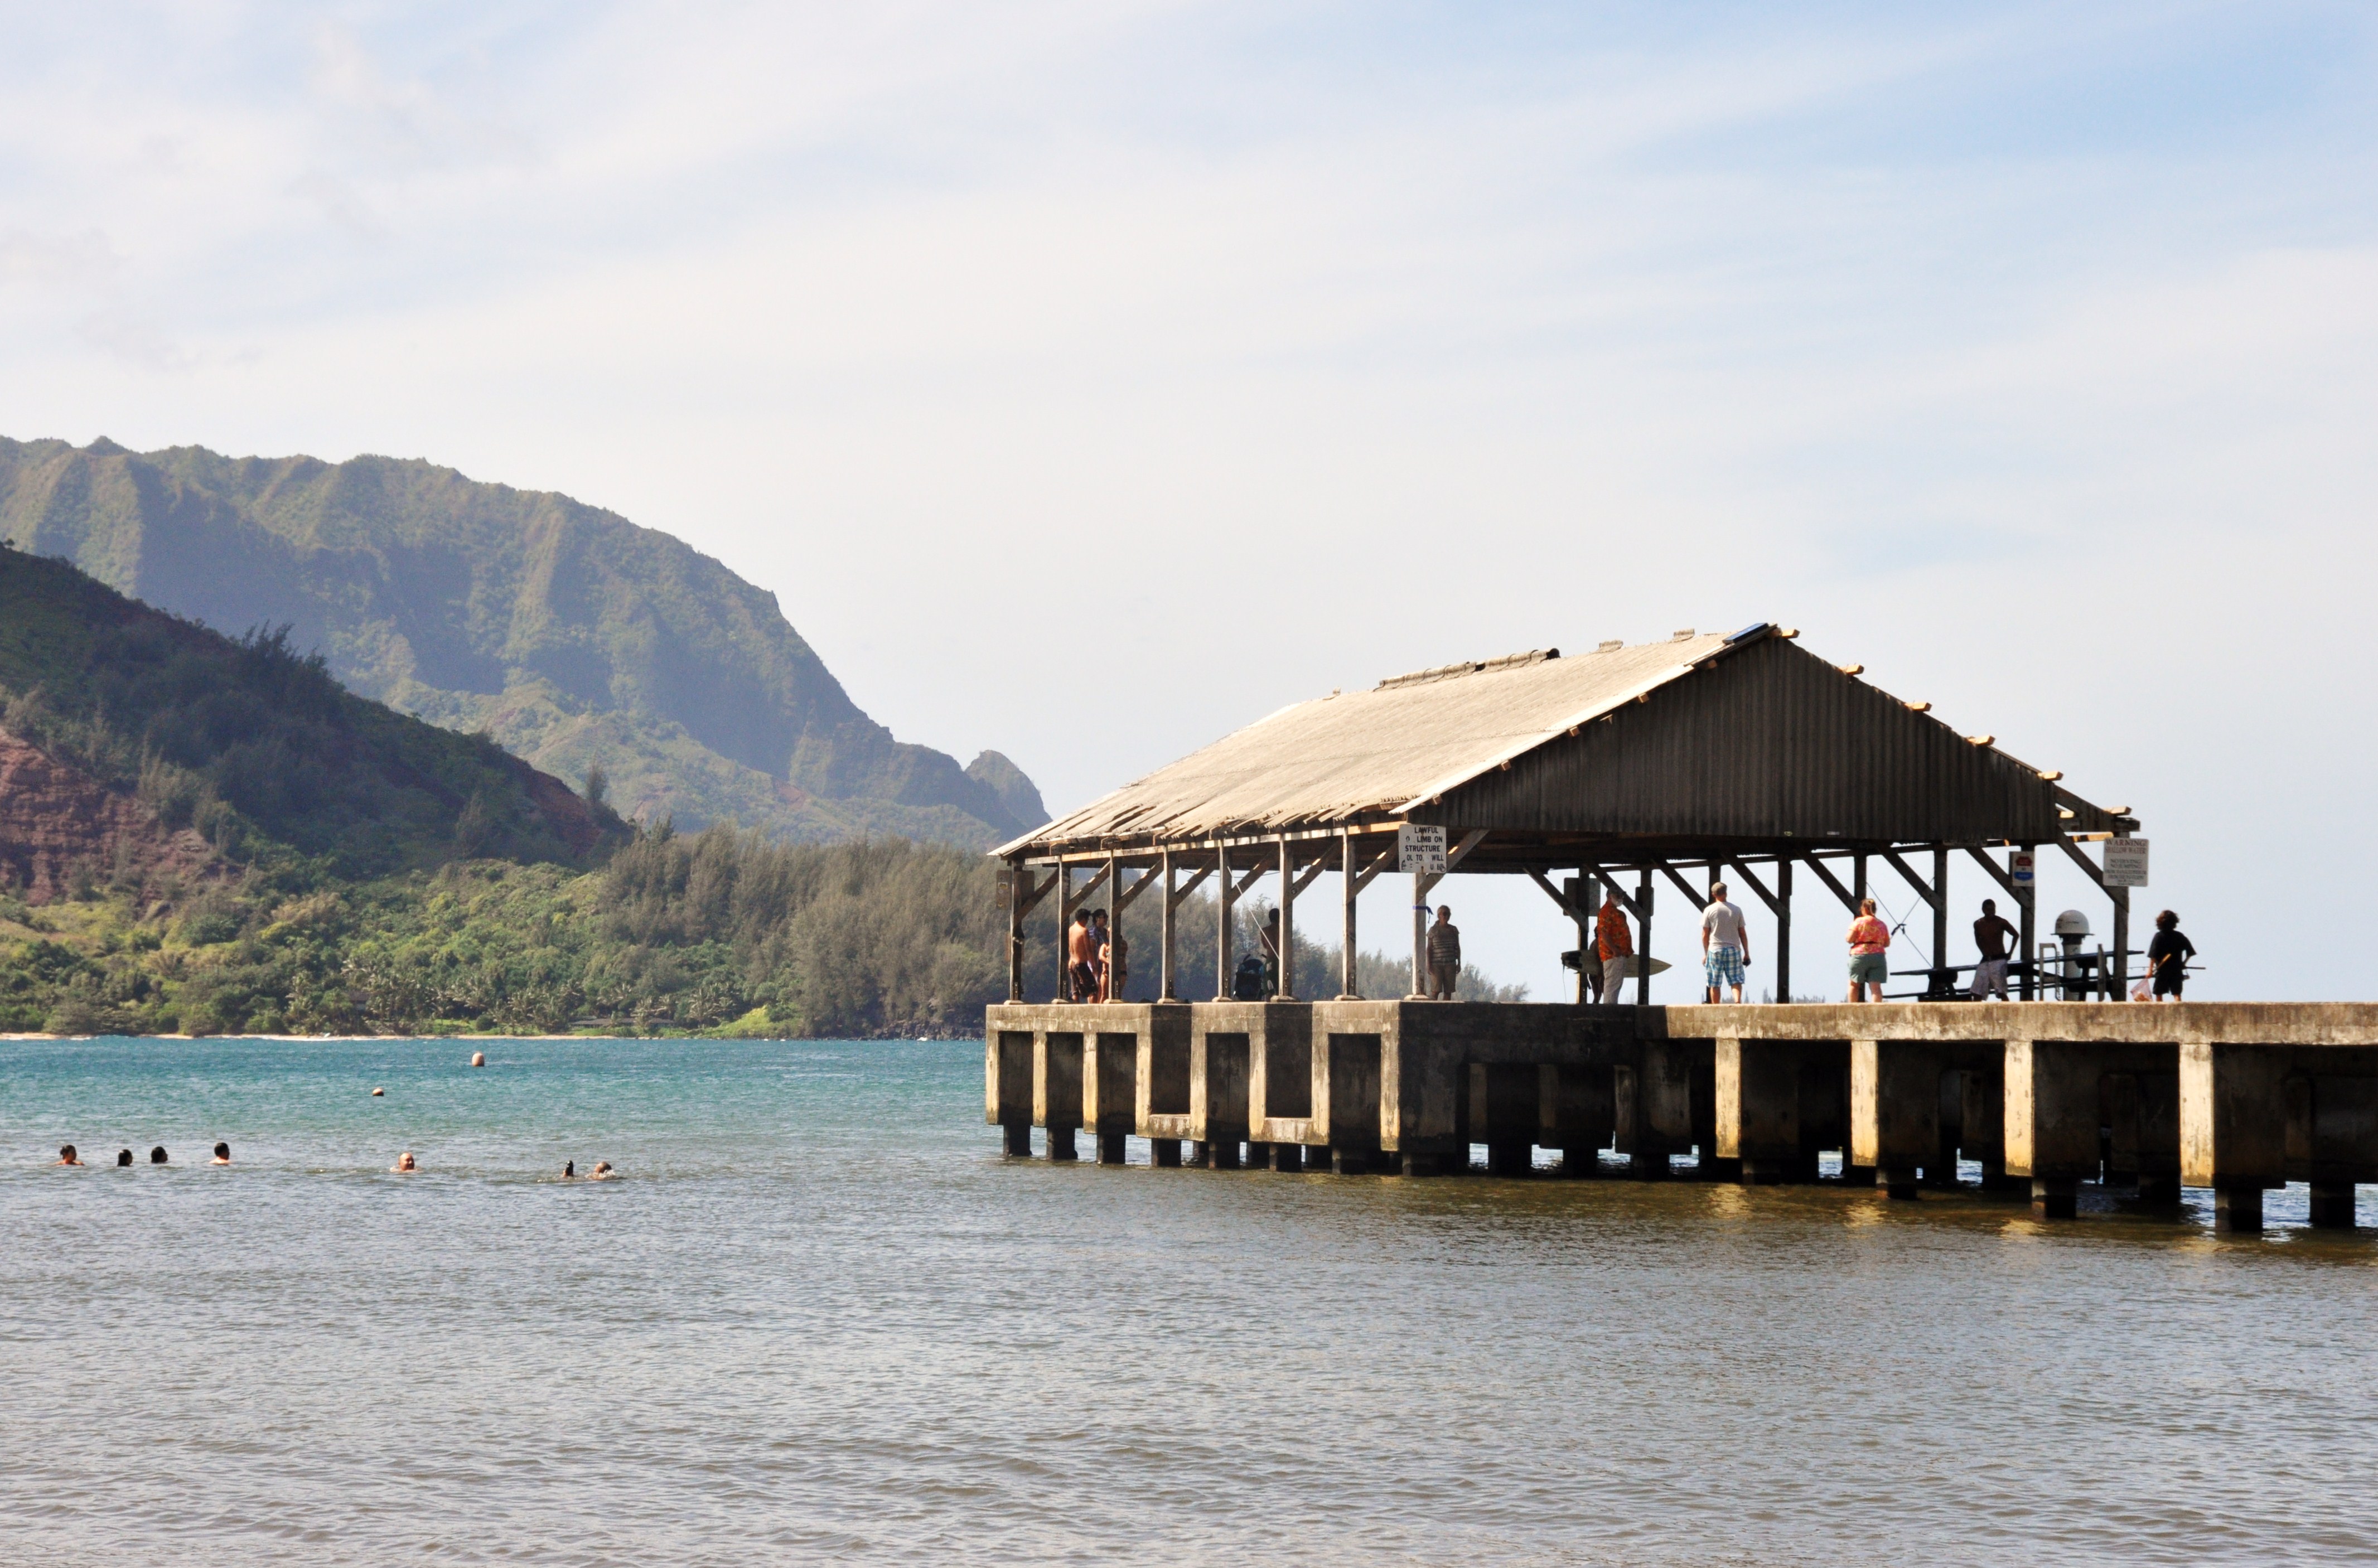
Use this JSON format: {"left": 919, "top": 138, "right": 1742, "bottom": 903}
{"left": 1013, "top": 868, "right": 1060, "bottom": 919}
{"left": 1290, "top": 860, "right": 1328, "bottom": 899}
{"left": 1350, "top": 844, "right": 1398, "bottom": 894}
{"left": 1654, "top": 860, "right": 1705, "bottom": 913}
{"left": 1444, "top": 829, "right": 1489, "bottom": 871}
{"left": 1232, "top": 863, "right": 1268, "bottom": 901}
{"left": 2055, "top": 834, "right": 2108, "bottom": 891}
{"left": 1725, "top": 856, "right": 1781, "bottom": 916}
{"left": 1527, "top": 868, "right": 1582, "bottom": 921}
{"left": 1167, "top": 863, "right": 1214, "bottom": 907}
{"left": 1583, "top": 862, "right": 1646, "bottom": 921}
{"left": 1798, "top": 853, "right": 1862, "bottom": 914}
{"left": 1964, "top": 845, "right": 2018, "bottom": 900}
{"left": 1879, "top": 849, "right": 1939, "bottom": 911}
{"left": 1113, "top": 865, "right": 1158, "bottom": 912}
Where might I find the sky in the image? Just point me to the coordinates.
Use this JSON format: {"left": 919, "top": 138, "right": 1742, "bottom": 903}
{"left": 2, "top": 1, "right": 2374, "bottom": 1000}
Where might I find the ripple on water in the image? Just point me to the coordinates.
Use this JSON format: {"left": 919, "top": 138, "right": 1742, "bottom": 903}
{"left": 1, "top": 1035, "right": 2374, "bottom": 1566}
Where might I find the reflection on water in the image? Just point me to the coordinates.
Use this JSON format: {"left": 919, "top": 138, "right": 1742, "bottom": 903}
{"left": 2, "top": 1037, "right": 2373, "bottom": 1566}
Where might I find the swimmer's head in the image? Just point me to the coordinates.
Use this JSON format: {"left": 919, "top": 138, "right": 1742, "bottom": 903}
{"left": 117, "top": 1148, "right": 133, "bottom": 1166}
{"left": 150, "top": 1146, "right": 168, "bottom": 1164}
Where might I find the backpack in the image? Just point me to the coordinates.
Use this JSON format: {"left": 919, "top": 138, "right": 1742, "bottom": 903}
{"left": 1232, "top": 954, "right": 1269, "bottom": 1000}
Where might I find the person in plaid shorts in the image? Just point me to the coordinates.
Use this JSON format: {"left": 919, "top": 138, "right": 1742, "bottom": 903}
{"left": 1700, "top": 882, "right": 1750, "bottom": 1003}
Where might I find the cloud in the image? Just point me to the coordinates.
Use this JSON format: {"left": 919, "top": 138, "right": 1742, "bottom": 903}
{"left": 0, "top": 0, "right": 2371, "bottom": 995}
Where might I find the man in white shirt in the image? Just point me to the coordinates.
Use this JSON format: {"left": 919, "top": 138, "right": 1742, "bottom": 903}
{"left": 1700, "top": 882, "right": 1750, "bottom": 1003}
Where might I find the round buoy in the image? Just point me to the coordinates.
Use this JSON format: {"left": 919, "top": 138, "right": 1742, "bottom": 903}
{"left": 371, "top": 1086, "right": 385, "bottom": 1097}
{"left": 470, "top": 1051, "right": 486, "bottom": 1068}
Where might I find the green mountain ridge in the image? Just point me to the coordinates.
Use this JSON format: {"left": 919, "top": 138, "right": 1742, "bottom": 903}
{"left": 0, "top": 437, "right": 1043, "bottom": 848}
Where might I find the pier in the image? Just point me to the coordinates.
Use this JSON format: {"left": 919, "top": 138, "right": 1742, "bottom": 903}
{"left": 988, "top": 625, "right": 2366, "bottom": 1232}
{"left": 986, "top": 999, "right": 2378, "bottom": 1231}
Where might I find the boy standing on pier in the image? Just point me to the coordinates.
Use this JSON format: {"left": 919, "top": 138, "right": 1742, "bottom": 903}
{"left": 1426, "top": 906, "right": 1462, "bottom": 999}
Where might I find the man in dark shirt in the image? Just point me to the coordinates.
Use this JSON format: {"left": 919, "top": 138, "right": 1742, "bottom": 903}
{"left": 1425, "top": 906, "right": 1461, "bottom": 999}
{"left": 1969, "top": 898, "right": 2019, "bottom": 999}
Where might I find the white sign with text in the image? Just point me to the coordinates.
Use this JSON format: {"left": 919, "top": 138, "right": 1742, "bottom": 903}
{"left": 2103, "top": 839, "right": 2149, "bottom": 888}
{"left": 1399, "top": 823, "right": 1447, "bottom": 875}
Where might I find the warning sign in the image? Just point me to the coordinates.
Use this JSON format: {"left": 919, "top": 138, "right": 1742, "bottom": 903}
{"left": 2103, "top": 839, "right": 2149, "bottom": 888}
{"left": 1399, "top": 824, "right": 1447, "bottom": 874}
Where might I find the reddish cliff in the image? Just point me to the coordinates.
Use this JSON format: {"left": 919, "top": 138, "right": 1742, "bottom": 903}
{"left": 0, "top": 727, "right": 215, "bottom": 903}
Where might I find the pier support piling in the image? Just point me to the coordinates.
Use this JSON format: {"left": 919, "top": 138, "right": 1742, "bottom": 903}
{"left": 2213, "top": 1184, "right": 2264, "bottom": 1234}
{"left": 2031, "top": 1177, "right": 2077, "bottom": 1219}
{"left": 2308, "top": 1182, "right": 2358, "bottom": 1228}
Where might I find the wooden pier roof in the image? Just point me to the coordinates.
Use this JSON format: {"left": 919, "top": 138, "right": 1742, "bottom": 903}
{"left": 1000, "top": 623, "right": 2134, "bottom": 866}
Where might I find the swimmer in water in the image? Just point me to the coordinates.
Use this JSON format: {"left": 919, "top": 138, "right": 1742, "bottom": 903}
{"left": 211, "top": 1142, "right": 231, "bottom": 1165}
{"left": 392, "top": 1151, "right": 417, "bottom": 1173}
{"left": 560, "top": 1160, "right": 576, "bottom": 1179}
{"left": 55, "top": 1144, "right": 83, "bottom": 1166}
{"left": 116, "top": 1149, "right": 133, "bottom": 1167}
{"left": 150, "top": 1146, "right": 168, "bottom": 1164}
{"left": 587, "top": 1160, "right": 615, "bottom": 1180}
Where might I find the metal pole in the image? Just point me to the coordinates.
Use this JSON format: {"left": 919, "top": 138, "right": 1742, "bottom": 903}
{"left": 1215, "top": 841, "right": 1232, "bottom": 1002}
{"left": 1635, "top": 869, "right": 1654, "bottom": 1006}
{"left": 1341, "top": 828, "right": 1359, "bottom": 999}
{"left": 1776, "top": 857, "right": 1793, "bottom": 1003}
{"left": 1159, "top": 849, "right": 1177, "bottom": 1001}
{"left": 1276, "top": 834, "right": 1296, "bottom": 1000}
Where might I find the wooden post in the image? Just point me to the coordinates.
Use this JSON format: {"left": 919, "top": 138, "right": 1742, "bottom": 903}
{"left": 1411, "top": 869, "right": 1428, "bottom": 998}
{"left": 2109, "top": 841, "right": 2132, "bottom": 999}
{"left": 1215, "top": 841, "right": 1234, "bottom": 1002}
{"left": 1106, "top": 850, "right": 1123, "bottom": 1003}
{"left": 1159, "top": 849, "right": 1177, "bottom": 1001}
{"left": 2018, "top": 843, "right": 2037, "bottom": 1000}
{"left": 1053, "top": 863, "right": 1071, "bottom": 1001}
{"left": 1287, "top": 848, "right": 1304, "bottom": 997}
{"left": 1635, "top": 869, "right": 1654, "bottom": 1006}
{"left": 1776, "top": 858, "right": 1792, "bottom": 1003}
{"left": 1568, "top": 873, "right": 1589, "bottom": 1004}
{"left": 1932, "top": 845, "right": 1949, "bottom": 996}
{"left": 1854, "top": 853, "right": 1867, "bottom": 908}
{"left": 1007, "top": 857, "right": 1026, "bottom": 1001}
{"left": 1340, "top": 828, "right": 1359, "bottom": 1000}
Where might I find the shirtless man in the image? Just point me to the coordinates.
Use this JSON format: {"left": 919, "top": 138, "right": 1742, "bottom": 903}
{"left": 392, "top": 1151, "right": 418, "bottom": 1173}
{"left": 54, "top": 1144, "right": 83, "bottom": 1167}
{"left": 1066, "top": 910, "right": 1098, "bottom": 1002}
{"left": 211, "top": 1142, "right": 231, "bottom": 1165}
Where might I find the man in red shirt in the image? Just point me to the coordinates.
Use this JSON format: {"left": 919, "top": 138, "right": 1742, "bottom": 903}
{"left": 1596, "top": 890, "right": 1633, "bottom": 1003}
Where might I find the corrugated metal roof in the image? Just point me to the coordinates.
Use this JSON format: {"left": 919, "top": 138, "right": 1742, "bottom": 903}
{"left": 1004, "top": 631, "right": 1739, "bottom": 854}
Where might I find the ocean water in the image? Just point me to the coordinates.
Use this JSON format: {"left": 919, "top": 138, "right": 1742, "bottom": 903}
{"left": 2, "top": 1036, "right": 2374, "bottom": 1567}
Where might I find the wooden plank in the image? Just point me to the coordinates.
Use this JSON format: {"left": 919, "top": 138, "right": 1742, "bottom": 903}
{"left": 1350, "top": 844, "right": 1398, "bottom": 894}
{"left": 1964, "top": 845, "right": 2018, "bottom": 899}
{"left": 2055, "top": 834, "right": 2108, "bottom": 890}
{"left": 1527, "top": 868, "right": 1580, "bottom": 921}
{"left": 1168, "top": 863, "right": 1214, "bottom": 907}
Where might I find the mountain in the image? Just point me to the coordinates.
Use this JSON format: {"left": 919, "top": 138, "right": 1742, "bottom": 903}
{"left": 0, "top": 544, "right": 615, "bottom": 894}
{"left": 0, "top": 437, "right": 1043, "bottom": 848}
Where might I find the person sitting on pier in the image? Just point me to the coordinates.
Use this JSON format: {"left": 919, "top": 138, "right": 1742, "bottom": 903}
{"left": 1970, "top": 899, "right": 2018, "bottom": 1000}
{"left": 1426, "top": 906, "right": 1462, "bottom": 999}
{"left": 1066, "top": 909, "right": 1098, "bottom": 1001}
{"left": 2147, "top": 911, "right": 2195, "bottom": 1001}
{"left": 1101, "top": 919, "right": 1128, "bottom": 1003}
{"left": 1701, "top": 882, "right": 1749, "bottom": 1004}
{"left": 1847, "top": 899, "right": 1891, "bottom": 1002}
{"left": 1596, "top": 889, "right": 1633, "bottom": 1001}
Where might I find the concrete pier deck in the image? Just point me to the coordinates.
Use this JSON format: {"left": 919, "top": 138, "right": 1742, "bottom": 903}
{"left": 987, "top": 1001, "right": 2378, "bottom": 1232}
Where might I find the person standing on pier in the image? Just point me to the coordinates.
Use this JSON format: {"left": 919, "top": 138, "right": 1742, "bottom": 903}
{"left": 1970, "top": 899, "right": 2018, "bottom": 999}
{"left": 1088, "top": 911, "right": 1111, "bottom": 1000}
{"left": 1426, "top": 906, "right": 1462, "bottom": 999}
{"left": 1100, "top": 914, "right": 1128, "bottom": 1002}
{"left": 1701, "top": 882, "right": 1749, "bottom": 1003}
{"left": 2147, "top": 910, "right": 2195, "bottom": 1001}
{"left": 1596, "top": 889, "right": 1633, "bottom": 1002}
{"left": 1259, "top": 909, "right": 1282, "bottom": 998}
{"left": 1847, "top": 898, "right": 1891, "bottom": 1002}
{"left": 1067, "top": 909, "right": 1098, "bottom": 1001}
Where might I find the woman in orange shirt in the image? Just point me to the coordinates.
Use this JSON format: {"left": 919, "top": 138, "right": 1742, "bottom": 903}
{"left": 1845, "top": 898, "right": 1891, "bottom": 1003}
